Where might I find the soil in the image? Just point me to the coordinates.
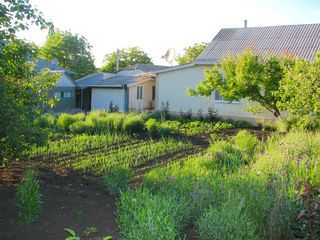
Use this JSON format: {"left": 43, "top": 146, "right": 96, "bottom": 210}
{"left": 0, "top": 161, "right": 120, "bottom": 240}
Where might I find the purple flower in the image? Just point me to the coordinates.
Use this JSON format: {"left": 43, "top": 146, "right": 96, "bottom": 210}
{"left": 306, "top": 165, "right": 310, "bottom": 170}
{"left": 208, "top": 190, "right": 213, "bottom": 195}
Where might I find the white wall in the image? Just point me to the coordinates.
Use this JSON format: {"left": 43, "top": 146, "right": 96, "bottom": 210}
{"left": 156, "top": 65, "right": 276, "bottom": 122}
{"left": 91, "top": 88, "right": 125, "bottom": 112}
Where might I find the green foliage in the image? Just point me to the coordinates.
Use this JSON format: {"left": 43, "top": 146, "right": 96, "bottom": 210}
{"left": 176, "top": 42, "right": 207, "bottom": 65}
{"left": 103, "top": 166, "right": 133, "bottom": 196}
{"left": 64, "top": 228, "right": 80, "bottom": 240}
{"left": 101, "top": 47, "right": 152, "bottom": 73}
{"left": 0, "top": 0, "right": 50, "bottom": 41}
{"left": 16, "top": 169, "right": 41, "bottom": 223}
{"left": 145, "top": 118, "right": 159, "bottom": 137}
{"left": 117, "top": 188, "right": 190, "bottom": 240}
{"left": 197, "top": 193, "right": 258, "bottom": 240}
{"left": 189, "top": 49, "right": 293, "bottom": 118}
{"left": 34, "top": 114, "right": 57, "bottom": 129}
{"left": 233, "top": 130, "right": 260, "bottom": 163}
{"left": 40, "top": 30, "right": 96, "bottom": 78}
{"left": 0, "top": 40, "right": 60, "bottom": 161}
{"left": 276, "top": 53, "right": 320, "bottom": 129}
{"left": 122, "top": 114, "right": 144, "bottom": 133}
{"left": 56, "top": 113, "right": 80, "bottom": 131}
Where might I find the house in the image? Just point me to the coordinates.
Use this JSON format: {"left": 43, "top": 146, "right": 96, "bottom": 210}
{"left": 33, "top": 58, "right": 77, "bottom": 112}
{"left": 155, "top": 23, "right": 320, "bottom": 123}
{"left": 76, "top": 64, "right": 168, "bottom": 112}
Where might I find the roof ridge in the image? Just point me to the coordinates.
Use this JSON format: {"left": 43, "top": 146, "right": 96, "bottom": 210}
{"left": 220, "top": 22, "right": 320, "bottom": 30}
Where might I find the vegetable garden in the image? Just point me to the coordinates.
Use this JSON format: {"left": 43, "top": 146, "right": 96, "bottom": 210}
{"left": 1, "top": 111, "right": 319, "bottom": 239}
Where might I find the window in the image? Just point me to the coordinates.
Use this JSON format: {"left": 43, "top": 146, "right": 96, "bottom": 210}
{"left": 152, "top": 86, "right": 155, "bottom": 101}
{"left": 63, "top": 91, "right": 72, "bottom": 98}
{"left": 54, "top": 91, "right": 61, "bottom": 98}
{"left": 214, "top": 90, "right": 224, "bottom": 101}
{"left": 136, "top": 86, "right": 143, "bottom": 100}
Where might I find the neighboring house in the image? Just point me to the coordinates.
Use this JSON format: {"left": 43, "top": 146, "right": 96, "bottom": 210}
{"left": 33, "top": 59, "right": 77, "bottom": 112}
{"left": 76, "top": 64, "right": 167, "bottom": 112}
{"left": 155, "top": 23, "right": 320, "bottom": 123}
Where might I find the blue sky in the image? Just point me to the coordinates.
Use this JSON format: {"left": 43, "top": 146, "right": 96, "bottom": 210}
{"left": 18, "top": 0, "right": 320, "bottom": 67}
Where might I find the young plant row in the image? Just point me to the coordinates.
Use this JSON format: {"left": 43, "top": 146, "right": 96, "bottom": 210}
{"left": 25, "top": 132, "right": 130, "bottom": 160}
{"left": 116, "top": 130, "right": 320, "bottom": 240}
{"left": 72, "top": 138, "right": 192, "bottom": 173}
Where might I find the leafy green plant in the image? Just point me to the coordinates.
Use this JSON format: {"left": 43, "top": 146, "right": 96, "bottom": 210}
{"left": 122, "top": 115, "right": 144, "bottom": 133}
{"left": 16, "top": 169, "right": 41, "bottom": 223}
{"left": 233, "top": 130, "right": 260, "bottom": 163}
{"left": 64, "top": 228, "right": 80, "bottom": 240}
{"left": 84, "top": 226, "right": 98, "bottom": 236}
{"left": 145, "top": 118, "right": 159, "bottom": 137}
{"left": 33, "top": 114, "right": 56, "bottom": 128}
{"left": 103, "top": 167, "right": 133, "bottom": 196}
{"left": 197, "top": 193, "right": 258, "bottom": 240}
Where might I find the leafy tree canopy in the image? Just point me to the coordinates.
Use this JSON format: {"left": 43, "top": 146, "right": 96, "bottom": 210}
{"left": 0, "top": 1, "right": 59, "bottom": 162}
{"left": 0, "top": 0, "right": 49, "bottom": 41}
{"left": 276, "top": 53, "right": 320, "bottom": 129}
{"left": 40, "top": 30, "right": 96, "bottom": 79}
{"left": 176, "top": 42, "right": 207, "bottom": 65}
{"left": 189, "top": 49, "right": 294, "bottom": 118}
{"left": 101, "top": 47, "right": 152, "bottom": 73}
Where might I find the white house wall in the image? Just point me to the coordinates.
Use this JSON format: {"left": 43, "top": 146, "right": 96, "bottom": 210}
{"left": 156, "top": 65, "right": 276, "bottom": 122}
{"left": 91, "top": 88, "right": 125, "bottom": 112}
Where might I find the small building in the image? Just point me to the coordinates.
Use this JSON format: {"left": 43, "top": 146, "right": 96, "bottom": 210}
{"left": 155, "top": 23, "right": 320, "bottom": 123}
{"left": 34, "top": 58, "right": 77, "bottom": 112}
{"left": 76, "top": 64, "right": 167, "bottom": 112}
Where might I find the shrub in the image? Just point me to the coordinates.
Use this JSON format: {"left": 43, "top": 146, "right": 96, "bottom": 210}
{"left": 103, "top": 166, "right": 133, "bottom": 196}
{"left": 207, "top": 105, "right": 217, "bottom": 121}
{"left": 16, "top": 169, "right": 41, "bottom": 223}
{"left": 145, "top": 118, "right": 159, "bottom": 137}
{"left": 197, "top": 193, "right": 258, "bottom": 240}
{"left": 117, "top": 188, "right": 190, "bottom": 240}
{"left": 160, "top": 101, "right": 170, "bottom": 120}
{"left": 207, "top": 140, "right": 243, "bottom": 172}
{"left": 56, "top": 113, "right": 79, "bottom": 131}
{"left": 233, "top": 130, "right": 260, "bottom": 163}
{"left": 69, "top": 120, "right": 92, "bottom": 134}
{"left": 33, "top": 114, "right": 56, "bottom": 128}
{"left": 122, "top": 115, "right": 144, "bottom": 133}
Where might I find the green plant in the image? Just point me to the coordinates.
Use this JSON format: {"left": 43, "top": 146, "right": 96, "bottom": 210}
{"left": 103, "top": 167, "right": 133, "bottom": 196}
{"left": 117, "top": 188, "right": 190, "bottom": 240}
{"left": 64, "top": 228, "right": 80, "bottom": 240}
{"left": 56, "top": 113, "right": 79, "bottom": 132}
{"left": 233, "top": 130, "right": 260, "bottom": 163}
{"left": 197, "top": 193, "right": 258, "bottom": 240}
{"left": 160, "top": 101, "right": 170, "bottom": 120}
{"left": 122, "top": 115, "right": 144, "bottom": 133}
{"left": 145, "top": 118, "right": 159, "bottom": 137}
{"left": 16, "top": 169, "right": 41, "bottom": 223}
{"left": 84, "top": 226, "right": 98, "bottom": 236}
{"left": 34, "top": 114, "right": 56, "bottom": 128}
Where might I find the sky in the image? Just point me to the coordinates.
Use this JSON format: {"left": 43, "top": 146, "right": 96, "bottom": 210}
{"left": 18, "top": 0, "right": 320, "bottom": 68}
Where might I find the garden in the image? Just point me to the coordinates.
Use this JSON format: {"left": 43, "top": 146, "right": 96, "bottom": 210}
{"left": 1, "top": 110, "right": 319, "bottom": 240}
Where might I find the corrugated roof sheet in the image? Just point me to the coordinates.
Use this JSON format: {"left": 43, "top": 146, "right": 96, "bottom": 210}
{"left": 32, "top": 58, "right": 69, "bottom": 72}
{"left": 195, "top": 23, "right": 320, "bottom": 64}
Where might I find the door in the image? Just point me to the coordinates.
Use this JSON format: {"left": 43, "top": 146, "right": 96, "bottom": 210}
{"left": 136, "top": 85, "right": 143, "bottom": 112}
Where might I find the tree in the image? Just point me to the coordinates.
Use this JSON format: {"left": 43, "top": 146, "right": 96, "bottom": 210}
{"left": 176, "top": 42, "right": 207, "bottom": 65}
{"left": 276, "top": 53, "right": 320, "bottom": 129}
{"left": 0, "top": 0, "right": 49, "bottom": 41}
{"left": 0, "top": 1, "right": 59, "bottom": 161}
{"left": 101, "top": 47, "right": 152, "bottom": 73}
{"left": 40, "top": 30, "right": 96, "bottom": 78}
{"left": 189, "top": 49, "right": 293, "bottom": 118}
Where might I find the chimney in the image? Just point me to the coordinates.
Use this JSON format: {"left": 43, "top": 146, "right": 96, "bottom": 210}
{"left": 244, "top": 20, "right": 248, "bottom": 28}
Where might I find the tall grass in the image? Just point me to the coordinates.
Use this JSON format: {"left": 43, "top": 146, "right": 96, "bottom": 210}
{"left": 16, "top": 169, "right": 41, "bottom": 223}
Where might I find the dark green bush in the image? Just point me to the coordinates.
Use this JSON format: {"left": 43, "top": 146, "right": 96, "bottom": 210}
{"left": 122, "top": 115, "right": 144, "bottom": 133}
{"left": 33, "top": 114, "right": 56, "bottom": 128}
{"left": 145, "top": 118, "right": 159, "bottom": 137}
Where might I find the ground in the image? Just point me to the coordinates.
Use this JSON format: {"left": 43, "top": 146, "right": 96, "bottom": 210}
{"left": 0, "top": 129, "right": 268, "bottom": 240}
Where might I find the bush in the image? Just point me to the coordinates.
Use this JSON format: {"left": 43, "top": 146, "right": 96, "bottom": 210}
{"left": 233, "top": 130, "right": 260, "bottom": 163}
{"left": 69, "top": 120, "right": 92, "bottom": 134}
{"left": 197, "top": 193, "right": 258, "bottom": 240}
{"left": 207, "top": 140, "right": 243, "bottom": 172}
{"left": 117, "top": 188, "right": 190, "bottom": 240}
{"left": 122, "top": 115, "right": 144, "bottom": 133}
{"left": 103, "top": 166, "right": 133, "bottom": 196}
{"left": 145, "top": 118, "right": 159, "bottom": 137}
{"left": 16, "top": 169, "right": 41, "bottom": 223}
{"left": 33, "top": 114, "right": 56, "bottom": 128}
{"left": 56, "top": 113, "right": 79, "bottom": 132}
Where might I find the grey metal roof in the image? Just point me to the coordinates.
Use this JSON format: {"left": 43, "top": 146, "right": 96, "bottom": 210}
{"left": 32, "top": 58, "right": 71, "bottom": 72}
{"left": 76, "top": 64, "right": 163, "bottom": 87}
{"left": 195, "top": 23, "right": 320, "bottom": 64}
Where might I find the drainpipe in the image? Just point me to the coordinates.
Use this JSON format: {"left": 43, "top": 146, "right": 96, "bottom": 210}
{"left": 244, "top": 20, "right": 248, "bottom": 28}
{"left": 123, "top": 84, "right": 129, "bottom": 112}
{"left": 80, "top": 88, "right": 83, "bottom": 111}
